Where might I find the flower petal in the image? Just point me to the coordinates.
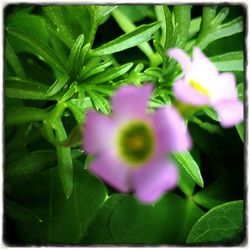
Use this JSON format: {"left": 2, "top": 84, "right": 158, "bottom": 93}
{"left": 211, "top": 72, "right": 238, "bottom": 103}
{"left": 168, "top": 48, "right": 192, "bottom": 74}
{"left": 173, "top": 78, "right": 210, "bottom": 106}
{"left": 213, "top": 99, "right": 244, "bottom": 127}
{"left": 112, "top": 84, "right": 153, "bottom": 121}
{"left": 83, "top": 110, "right": 116, "bottom": 154}
{"left": 89, "top": 152, "right": 131, "bottom": 192}
{"left": 132, "top": 158, "right": 178, "bottom": 203}
{"left": 188, "top": 47, "right": 219, "bottom": 92}
{"left": 151, "top": 106, "right": 191, "bottom": 153}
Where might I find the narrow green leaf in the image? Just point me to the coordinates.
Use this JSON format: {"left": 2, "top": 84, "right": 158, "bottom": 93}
{"left": 6, "top": 107, "right": 48, "bottom": 126}
{"left": 5, "top": 199, "right": 42, "bottom": 223}
{"left": 171, "top": 151, "right": 204, "bottom": 187}
{"left": 67, "top": 100, "right": 85, "bottom": 124}
{"left": 178, "top": 163, "right": 196, "bottom": 197}
{"left": 5, "top": 77, "right": 53, "bottom": 100}
{"left": 187, "top": 200, "right": 244, "bottom": 244}
{"left": 80, "top": 60, "right": 113, "bottom": 80}
{"left": 197, "top": 17, "right": 243, "bottom": 49}
{"left": 236, "top": 122, "right": 244, "bottom": 142}
{"left": 90, "top": 5, "right": 118, "bottom": 25}
{"left": 191, "top": 117, "right": 223, "bottom": 134}
{"left": 155, "top": 6, "right": 176, "bottom": 49}
{"left": 61, "top": 83, "right": 77, "bottom": 102}
{"left": 5, "top": 40, "right": 26, "bottom": 78}
{"left": 7, "top": 27, "right": 65, "bottom": 72}
{"left": 237, "top": 82, "right": 244, "bottom": 101}
{"left": 210, "top": 51, "right": 243, "bottom": 71}
{"left": 43, "top": 6, "right": 75, "bottom": 48}
{"left": 81, "top": 62, "right": 133, "bottom": 85}
{"left": 5, "top": 150, "right": 57, "bottom": 178}
{"left": 46, "top": 74, "right": 69, "bottom": 97}
{"left": 92, "top": 21, "right": 161, "bottom": 56}
{"left": 87, "top": 90, "right": 110, "bottom": 114}
{"left": 235, "top": 83, "right": 244, "bottom": 142}
{"left": 54, "top": 121, "right": 73, "bottom": 199}
{"left": 174, "top": 6, "right": 192, "bottom": 48}
{"left": 112, "top": 8, "right": 160, "bottom": 66}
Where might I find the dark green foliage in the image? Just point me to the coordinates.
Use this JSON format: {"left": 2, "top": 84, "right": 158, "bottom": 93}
{"left": 4, "top": 4, "right": 244, "bottom": 246}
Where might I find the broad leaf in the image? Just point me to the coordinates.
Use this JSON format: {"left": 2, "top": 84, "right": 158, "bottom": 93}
{"left": 82, "top": 194, "right": 127, "bottom": 244}
{"left": 5, "top": 199, "right": 42, "bottom": 223}
{"left": 187, "top": 200, "right": 244, "bottom": 244}
{"left": 9, "top": 161, "right": 107, "bottom": 244}
{"left": 109, "top": 193, "right": 204, "bottom": 244}
{"left": 5, "top": 150, "right": 57, "bottom": 178}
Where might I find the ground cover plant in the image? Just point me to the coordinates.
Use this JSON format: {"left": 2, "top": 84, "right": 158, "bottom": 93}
{"left": 4, "top": 4, "right": 245, "bottom": 245}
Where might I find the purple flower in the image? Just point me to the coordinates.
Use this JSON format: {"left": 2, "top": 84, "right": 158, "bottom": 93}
{"left": 83, "top": 84, "right": 191, "bottom": 203}
{"left": 168, "top": 47, "right": 244, "bottom": 128}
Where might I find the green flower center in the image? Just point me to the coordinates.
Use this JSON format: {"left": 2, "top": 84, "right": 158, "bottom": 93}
{"left": 117, "top": 121, "right": 155, "bottom": 167}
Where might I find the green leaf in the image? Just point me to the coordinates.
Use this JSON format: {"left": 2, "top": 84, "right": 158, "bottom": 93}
{"left": 178, "top": 162, "right": 196, "bottom": 197}
{"left": 80, "top": 60, "right": 113, "bottom": 80}
{"left": 90, "top": 5, "right": 118, "bottom": 25}
{"left": 7, "top": 13, "right": 49, "bottom": 45}
{"left": 6, "top": 107, "right": 48, "bottom": 126}
{"left": 9, "top": 161, "right": 107, "bottom": 244}
{"left": 5, "top": 199, "right": 42, "bottom": 223}
{"left": 171, "top": 151, "right": 204, "bottom": 187}
{"left": 43, "top": 6, "right": 75, "bottom": 48}
{"left": 236, "top": 122, "right": 244, "bottom": 142}
{"left": 5, "top": 77, "right": 54, "bottom": 100}
{"left": 82, "top": 194, "right": 127, "bottom": 244}
{"left": 54, "top": 121, "right": 73, "bottom": 199}
{"left": 187, "top": 200, "right": 244, "bottom": 244}
{"left": 5, "top": 40, "right": 26, "bottom": 78}
{"left": 7, "top": 27, "right": 65, "bottom": 72}
{"left": 237, "top": 82, "right": 244, "bottom": 101}
{"left": 46, "top": 74, "right": 70, "bottom": 97}
{"left": 109, "top": 193, "right": 204, "bottom": 244}
{"left": 92, "top": 21, "right": 161, "bottom": 56}
{"left": 68, "top": 34, "right": 90, "bottom": 79}
{"left": 155, "top": 6, "right": 176, "bottom": 48}
{"left": 81, "top": 62, "right": 133, "bottom": 85}
{"left": 191, "top": 117, "right": 223, "bottom": 135}
{"left": 197, "top": 16, "right": 243, "bottom": 49}
{"left": 193, "top": 172, "right": 243, "bottom": 210}
{"left": 174, "top": 6, "right": 191, "bottom": 48}
{"left": 210, "top": 51, "right": 243, "bottom": 71}
{"left": 236, "top": 82, "right": 244, "bottom": 142}
{"left": 5, "top": 150, "right": 57, "bottom": 178}
{"left": 87, "top": 90, "right": 110, "bottom": 114}
{"left": 67, "top": 100, "right": 85, "bottom": 124}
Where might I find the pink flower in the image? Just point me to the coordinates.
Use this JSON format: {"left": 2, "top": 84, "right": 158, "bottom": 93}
{"left": 168, "top": 47, "right": 244, "bottom": 127}
{"left": 83, "top": 84, "right": 191, "bottom": 203}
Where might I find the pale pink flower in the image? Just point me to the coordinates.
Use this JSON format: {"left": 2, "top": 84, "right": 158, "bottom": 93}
{"left": 168, "top": 47, "right": 243, "bottom": 127}
{"left": 83, "top": 84, "right": 191, "bottom": 203}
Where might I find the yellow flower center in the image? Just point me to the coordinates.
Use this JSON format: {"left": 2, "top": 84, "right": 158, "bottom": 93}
{"left": 189, "top": 79, "right": 210, "bottom": 97}
{"left": 117, "top": 121, "right": 155, "bottom": 168}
